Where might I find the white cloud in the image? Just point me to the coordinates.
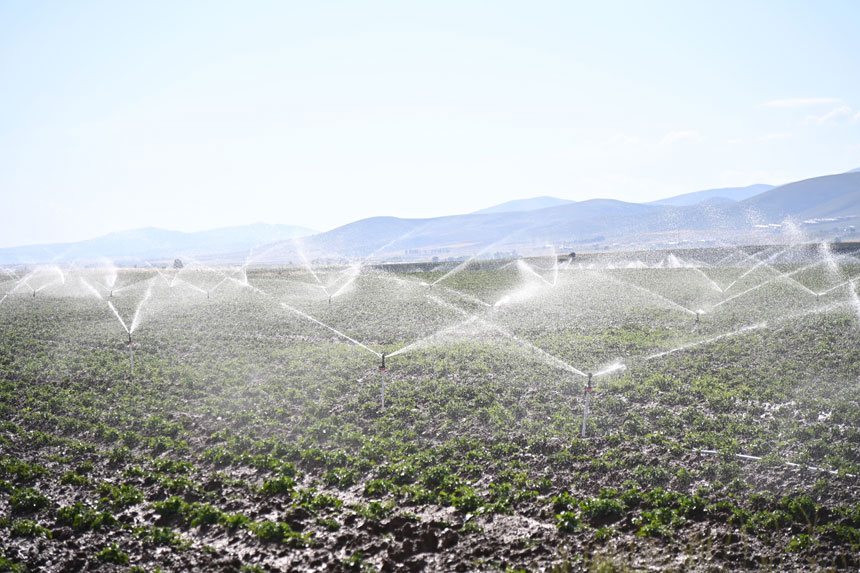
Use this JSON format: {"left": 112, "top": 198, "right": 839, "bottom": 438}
{"left": 804, "top": 105, "right": 853, "bottom": 125}
{"left": 854, "top": 111, "right": 860, "bottom": 122}
{"left": 660, "top": 130, "right": 704, "bottom": 145}
{"left": 606, "top": 133, "right": 639, "bottom": 147}
{"left": 757, "top": 132, "right": 793, "bottom": 141}
{"left": 762, "top": 97, "right": 842, "bottom": 108}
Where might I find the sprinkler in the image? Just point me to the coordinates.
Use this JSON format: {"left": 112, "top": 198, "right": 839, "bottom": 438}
{"left": 329, "top": 295, "right": 332, "bottom": 305}
{"left": 110, "top": 290, "right": 113, "bottom": 298}
{"left": 127, "top": 333, "right": 134, "bottom": 376}
{"left": 207, "top": 291, "right": 210, "bottom": 300}
{"left": 32, "top": 289, "right": 36, "bottom": 298}
{"left": 695, "top": 312, "right": 700, "bottom": 325}
{"left": 379, "top": 353, "right": 387, "bottom": 409}
{"left": 581, "top": 373, "right": 593, "bottom": 437}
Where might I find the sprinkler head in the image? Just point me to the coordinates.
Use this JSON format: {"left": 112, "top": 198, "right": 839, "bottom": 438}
{"left": 380, "top": 352, "right": 386, "bottom": 371}
{"left": 127, "top": 333, "right": 132, "bottom": 345}
{"left": 586, "top": 373, "right": 593, "bottom": 392}
{"left": 110, "top": 290, "right": 113, "bottom": 298}
{"left": 695, "top": 312, "right": 700, "bottom": 324}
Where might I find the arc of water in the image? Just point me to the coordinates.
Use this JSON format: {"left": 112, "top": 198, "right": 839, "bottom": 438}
{"left": 818, "top": 275, "right": 860, "bottom": 296}
{"left": 10, "top": 269, "right": 36, "bottom": 294}
{"left": 724, "top": 245, "right": 822, "bottom": 297}
{"left": 329, "top": 263, "right": 362, "bottom": 299}
{"left": 687, "top": 266, "right": 724, "bottom": 293}
{"left": 482, "top": 317, "right": 587, "bottom": 377}
{"left": 592, "top": 362, "right": 627, "bottom": 377}
{"left": 294, "top": 241, "right": 329, "bottom": 295}
{"left": 600, "top": 272, "right": 697, "bottom": 316}
{"left": 426, "top": 293, "right": 587, "bottom": 377}
{"left": 279, "top": 302, "right": 380, "bottom": 357}
{"left": 713, "top": 261, "right": 821, "bottom": 309}
{"left": 229, "top": 276, "right": 267, "bottom": 296}
{"left": 172, "top": 277, "right": 207, "bottom": 295}
{"left": 107, "top": 301, "right": 130, "bottom": 333}
{"left": 129, "top": 285, "right": 153, "bottom": 333}
{"left": 0, "top": 294, "right": 7, "bottom": 307}
{"left": 78, "top": 277, "right": 103, "bottom": 299}
{"left": 435, "top": 282, "right": 492, "bottom": 307}
{"left": 209, "top": 276, "right": 231, "bottom": 294}
{"left": 848, "top": 278, "right": 860, "bottom": 322}
{"left": 723, "top": 247, "right": 789, "bottom": 291}
{"left": 144, "top": 262, "right": 172, "bottom": 286}
{"left": 644, "top": 322, "right": 768, "bottom": 361}
{"left": 517, "top": 259, "right": 556, "bottom": 287}
{"left": 431, "top": 233, "right": 523, "bottom": 286}
{"left": 387, "top": 316, "right": 479, "bottom": 358}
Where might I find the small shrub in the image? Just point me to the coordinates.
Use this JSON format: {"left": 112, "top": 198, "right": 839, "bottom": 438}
{"left": 57, "top": 502, "right": 117, "bottom": 530}
{"left": 221, "top": 512, "right": 251, "bottom": 530}
{"left": 251, "top": 520, "right": 311, "bottom": 546}
{"left": 60, "top": 471, "right": 90, "bottom": 486}
{"left": 10, "top": 519, "right": 52, "bottom": 538}
{"left": 95, "top": 543, "right": 129, "bottom": 565}
{"left": 262, "top": 475, "right": 296, "bottom": 495}
{"left": 556, "top": 511, "right": 581, "bottom": 533}
{"left": 98, "top": 482, "right": 144, "bottom": 510}
{"left": 10, "top": 488, "right": 50, "bottom": 514}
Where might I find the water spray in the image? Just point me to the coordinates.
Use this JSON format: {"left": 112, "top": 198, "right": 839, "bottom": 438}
{"left": 581, "top": 373, "right": 593, "bottom": 437}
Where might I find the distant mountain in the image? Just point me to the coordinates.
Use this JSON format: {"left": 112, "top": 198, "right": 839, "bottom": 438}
{"left": 0, "top": 223, "right": 317, "bottom": 265}
{"left": 847, "top": 167, "right": 860, "bottom": 173}
{"left": 649, "top": 184, "right": 774, "bottom": 207}
{"left": 4, "top": 171, "right": 859, "bottom": 266}
{"left": 473, "top": 196, "right": 575, "bottom": 214}
{"left": 253, "top": 199, "right": 663, "bottom": 263}
{"left": 739, "top": 172, "right": 860, "bottom": 220}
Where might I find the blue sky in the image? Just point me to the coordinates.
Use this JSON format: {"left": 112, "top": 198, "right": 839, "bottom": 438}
{"left": 1, "top": 0, "right": 859, "bottom": 247}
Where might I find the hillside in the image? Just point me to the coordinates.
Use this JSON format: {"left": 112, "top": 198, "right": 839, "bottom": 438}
{"left": 649, "top": 184, "right": 773, "bottom": 206}
{"left": 0, "top": 223, "right": 317, "bottom": 265}
{"left": 472, "top": 196, "right": 575, "bottom": 214}
{"left": 740, "top": 172, "right": 860, "bottom": 220}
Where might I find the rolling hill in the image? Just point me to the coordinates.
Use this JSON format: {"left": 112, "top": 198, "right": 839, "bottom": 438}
{"left": 739, "top": 172, "right": 860, "bottom": 220}
{"left": 0, "top": 223, "right": 317, "bottom": 265}
{"left": 649, "top": 184, "right": 774, "bottom": 206}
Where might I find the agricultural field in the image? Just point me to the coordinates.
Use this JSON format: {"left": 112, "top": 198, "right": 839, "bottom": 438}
{"left": 1, "top": 244, "right": 860, "bottom": 572}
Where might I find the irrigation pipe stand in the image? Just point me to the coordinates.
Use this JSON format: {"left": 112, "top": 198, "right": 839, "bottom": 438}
{"left": 581, "top": 373, "right": 593, "bottom": 437}
{"left": 379, "top": 353, "right": 387, "bottom": 409}
{"left": 127, "top": 333, "right": 134, "bottom": 377}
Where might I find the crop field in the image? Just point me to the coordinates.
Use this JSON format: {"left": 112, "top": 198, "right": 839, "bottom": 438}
{"left": 1, "top": 246, "right": 860, "bottom": 571}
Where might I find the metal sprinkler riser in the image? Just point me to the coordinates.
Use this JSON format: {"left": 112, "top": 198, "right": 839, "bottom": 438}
{"left": 379, "top": 353, "right": 387, "bottom": 409}
{"left": 581, "top": 373, "right": 593, "bottom": 437}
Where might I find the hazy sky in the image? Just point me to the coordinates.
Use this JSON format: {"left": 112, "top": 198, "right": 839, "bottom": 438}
{"left": 2, "top": 1, "right": 859, "bottom": 247}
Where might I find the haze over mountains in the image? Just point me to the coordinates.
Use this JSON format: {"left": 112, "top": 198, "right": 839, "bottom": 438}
{"left": 2, "top": 170, "right": 859, "bottom": 265}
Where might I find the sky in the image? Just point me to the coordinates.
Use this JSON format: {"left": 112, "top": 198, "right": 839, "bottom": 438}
{"left": 1, "top": 0, "right": 859, "bottom": 248}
